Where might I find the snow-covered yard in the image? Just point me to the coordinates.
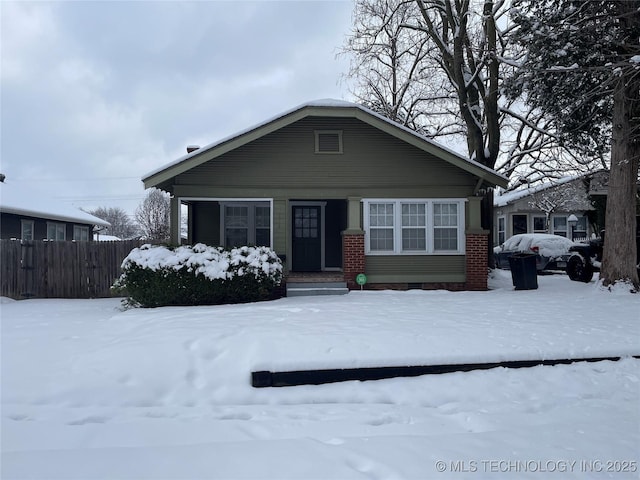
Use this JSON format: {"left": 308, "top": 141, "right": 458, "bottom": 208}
{"left": 2, "top": 271, "right": 639, "bottom": 479}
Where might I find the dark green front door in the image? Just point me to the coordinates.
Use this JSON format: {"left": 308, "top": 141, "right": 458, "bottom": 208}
{"left": 292, "top": 206, "right": 321, "bottom": 271}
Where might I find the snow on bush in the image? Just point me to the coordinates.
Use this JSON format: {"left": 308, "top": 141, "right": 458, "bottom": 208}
{"left": 115, "top": 244, "right": 283, "bottom": 307}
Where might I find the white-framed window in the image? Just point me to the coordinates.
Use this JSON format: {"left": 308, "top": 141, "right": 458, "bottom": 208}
{"left": 220, "top": 202, "right": 271, "bottom": 247}
{"left": 433, "top": 202, "right": 460, "bottom": 251}
{"left": 73, "top": 225, "right": 90, "bottom": 241}
{"left": 533, "top": 216, "right": 547, "bottom": 233}
{"left": 369, "top": 202, "right": 395, "bottom": 251}
{"left": 21, "top": 220, "right": 34, "bottom": 240}
{"left": 497, "top": 216, "right": 506, "bottom": 245}
{"left": 314, "top": 130, "right": 343, "bottom": 154}
{"left": 363, "top": 199, "right": 465, "bottom": 255}
{"left": 46, "top": 222, "right": 66, "bottom": 241}
{"left": 552, "top": 216, "right": 568, "bottom": 237}
{"left": 402, "top": 203, "right": 427, "bottom": 251}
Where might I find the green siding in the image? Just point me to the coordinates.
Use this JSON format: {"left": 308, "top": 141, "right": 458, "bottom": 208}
{"left": 174, "top": 118, "right": 477, "bottom": 198}
{"left": 365, "top": 255, "right": 466, "bottom": 283}
{"left": 169, "top": 115, "right": 487, "bottom": 281}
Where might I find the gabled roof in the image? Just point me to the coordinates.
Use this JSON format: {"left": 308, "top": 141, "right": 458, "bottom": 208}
{"left": 143, "top": 99, "right": 509, "bottom": 190}
{"left": 0, "top": 180, "right": 110, "bottom": 227}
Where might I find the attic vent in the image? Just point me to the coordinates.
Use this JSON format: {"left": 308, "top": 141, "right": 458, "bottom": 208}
{"left": 315, "top": 131, "right": 343, "bottom": 154}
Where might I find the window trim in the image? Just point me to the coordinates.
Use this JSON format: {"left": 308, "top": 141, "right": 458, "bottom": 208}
{"left": 363, "top": 199, "right": 466, "bottom": 255}
{"left": 314, "top": 130, "right": 343, "bottom": 154}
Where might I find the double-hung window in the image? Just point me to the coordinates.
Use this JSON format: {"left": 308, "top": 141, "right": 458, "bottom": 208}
{"left": 221, "top": 202, "right": 271, "bottom": 248}
{"left": 369, "top": 203, "right": 395, "bottom": 251}
{"left": 364, "top": 199, "right": 465, "bottom": 255}
{"left": 433, "top": 202, "right": 459, "bottom": 251}
{"left": 401, "top": 203, "right": 426, "bottom": 251}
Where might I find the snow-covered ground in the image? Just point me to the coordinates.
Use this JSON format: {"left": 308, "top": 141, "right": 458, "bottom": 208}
{"left": 2, "top": 271, "right": 639, "bottom": 479}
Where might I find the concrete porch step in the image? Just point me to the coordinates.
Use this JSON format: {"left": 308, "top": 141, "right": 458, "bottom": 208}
{"left": 286, "top": 281, "right": 349, "bottom": 297}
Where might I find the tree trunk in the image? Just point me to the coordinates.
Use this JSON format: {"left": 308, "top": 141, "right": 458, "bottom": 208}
{"left": 600, "top": 73, "right": 639, "bottom": 290}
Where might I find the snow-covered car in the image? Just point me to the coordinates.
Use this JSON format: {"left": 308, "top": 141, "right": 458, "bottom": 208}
{"left": 493, "top": 233, "right": 575, "bottom": 272}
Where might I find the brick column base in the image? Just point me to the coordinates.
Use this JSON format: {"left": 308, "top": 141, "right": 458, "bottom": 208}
{"left": 343, "top": 232, "right": 365, "bottom": 290}
{"left": 466, "top": 232, "right": 489, "bottom": 291}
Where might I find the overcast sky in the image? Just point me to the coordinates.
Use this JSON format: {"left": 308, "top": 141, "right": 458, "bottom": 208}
{"left": 1, "top": 0, "right": 354, "bottom": 216}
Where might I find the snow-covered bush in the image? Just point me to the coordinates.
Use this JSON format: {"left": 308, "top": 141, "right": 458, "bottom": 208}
{"left": 114, "top": 244, "right": 283, "bottom": 307}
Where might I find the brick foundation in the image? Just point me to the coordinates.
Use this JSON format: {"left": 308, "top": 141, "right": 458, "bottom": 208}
{"left": 342, "top": 232, "right": 365, "bottom": 290}
{"left": 465, "top": 232, "right": 489, "bottom": 291}
{"left": 341, "top": 231, "right": 488, "bottom": 291}
{"left": 364, "top": 283, "right": 467, "bottom": 291}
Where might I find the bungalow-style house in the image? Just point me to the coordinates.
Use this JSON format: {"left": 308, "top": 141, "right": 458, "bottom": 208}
{"left": 493, "top": 171, "right": 611, "bottom": 245}
{"left": 0, "top": 177, "right": 110, "bottom": 241}
{"left": 142, "top": 100, "right": 508, "bottom": 291}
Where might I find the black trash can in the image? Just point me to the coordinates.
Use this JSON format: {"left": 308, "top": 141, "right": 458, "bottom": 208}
{"left": 508, "top": 253, "right": 538, "bottom": 290}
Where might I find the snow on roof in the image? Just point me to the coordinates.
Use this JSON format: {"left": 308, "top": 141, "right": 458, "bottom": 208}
{"left": 0, "top": 180, "right": 110, "bottom": 227}
{"left": 143, "top": 99, "right": 508, "bottom": 185}
{"left": 494, "top": 175, "right": 581, "bottom": 207}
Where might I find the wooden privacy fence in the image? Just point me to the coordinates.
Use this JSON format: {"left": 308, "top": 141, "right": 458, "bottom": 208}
{"left": 0, "top": 239, "right": 148, "bottom": 299}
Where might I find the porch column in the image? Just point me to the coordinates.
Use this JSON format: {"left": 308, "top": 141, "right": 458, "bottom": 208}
{"left": 170, "top": 195, "right": 180, "bottom": 245}
{"left": 343, "top": 197, "right": 365, "bottom": 290}
{"left": 466, "top": 196, "right": 488, "bottom": 290}
{"left": 465, "top": 231, "right": 489, "bottom": 290}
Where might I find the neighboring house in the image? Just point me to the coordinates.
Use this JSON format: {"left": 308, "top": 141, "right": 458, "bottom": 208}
{"left": 0, "top": 178, "right": 110, "bottom": 241}
{"left": 493, "top": 171, "right": 610, "bottom": 245}
{"left": 142, "top": 99, "right": 508, "bottom": 291}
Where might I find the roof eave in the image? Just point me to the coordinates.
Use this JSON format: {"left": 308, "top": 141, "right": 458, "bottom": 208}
{"left": 143, "top": 106, "right": 315, "bottom": 189}
{"left": 1, "top": 206, "right": 111, "bottom": 227}
{"left": 143, "top": 102, "right": 509, "bottom": 190}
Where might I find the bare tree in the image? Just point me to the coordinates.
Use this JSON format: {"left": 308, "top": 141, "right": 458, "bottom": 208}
{"left": 341, "top": 0, "right": 604, "bottom": 181}
{"left": 340, "top": 0, "right": 590, "bottom": 265}
{"left": 89, "top": 206, "right": 139, "bottom": 239}
{"left": 135, "top": 189, "right": 170, "bottom": 241}
{"left": 341, "top": 0, "right": 453, "bottom": 137}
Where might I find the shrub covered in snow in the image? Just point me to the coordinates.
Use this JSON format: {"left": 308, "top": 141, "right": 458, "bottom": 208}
{"left": 114, "top": 244, "right": 283, "bottom": 307}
